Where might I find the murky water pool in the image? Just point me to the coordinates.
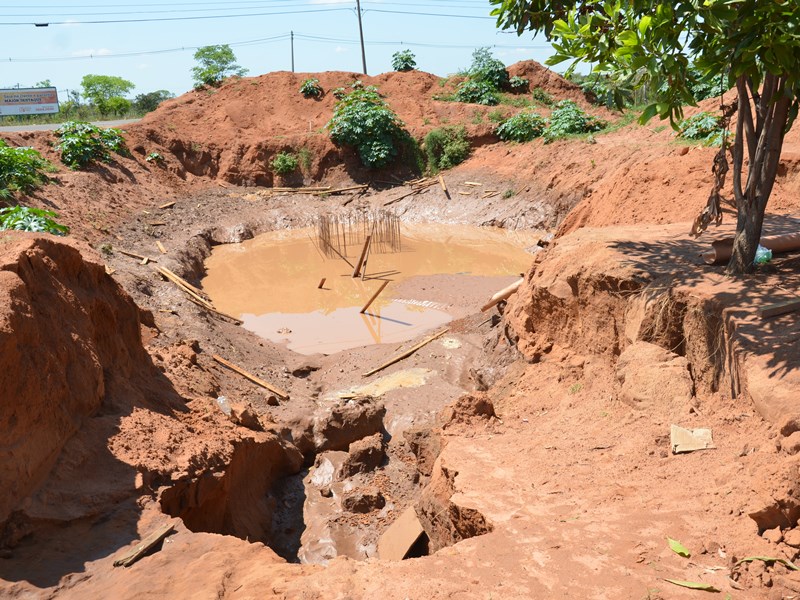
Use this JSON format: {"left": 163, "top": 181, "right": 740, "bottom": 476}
{"left": 202, "top": 224, "right": 536, "bottom": 354}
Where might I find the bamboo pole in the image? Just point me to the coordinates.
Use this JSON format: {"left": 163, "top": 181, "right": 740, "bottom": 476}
{"left": 363, "top": 328, "right": 448, "bottom": 377}
{"left": 360, "top": 280, "right": 390, "bottom": 314}
{"left": 480, "top": 278, "right": 524, "bottom": 312}
{"left": 212, "top": 354, "right": 289, "bottom": 399}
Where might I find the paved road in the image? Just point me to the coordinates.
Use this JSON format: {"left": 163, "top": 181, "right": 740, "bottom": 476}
{"left": 0, "top": 119, "right": 140, "bottom": 133}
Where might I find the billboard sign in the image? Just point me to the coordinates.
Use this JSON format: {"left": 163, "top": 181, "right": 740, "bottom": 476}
{"left": 0, "top": 87, "right": 59, "bottom": 116}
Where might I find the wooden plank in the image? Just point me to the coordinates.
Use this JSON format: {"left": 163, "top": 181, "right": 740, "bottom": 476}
{"left": 156, "top": 241, "right": 167, "bottom": 254}
{"left": 149, "top": 221, "right": 167, "bottom": 226}
{"left": 212, "top": 354, "right": 289, "bottom": 399}
{"left": 114, "top": 523, "right": 175, "bottom": 568}
{"left": 352, "top": 235, "right": 372, "bottom": 278}
{"left": 158, "top": 266, "right": 208, "bottom": 299}
{"left": 463, "top": 181, "right": 481, "bottom": 187}
{"left": 118, "top": 249, "right": 156, "bottom": 263}
{"left": 480, "top": 278, "right": 524, "bottom": 312}
{"left": 159, "top": 201, "right": 176, "bottom": 209}
{"left": 364, "top": 328, "right": 448, "bottom": 377}
{"left": 360, "top": 280, "right": 390, "bottom": 314}
{"left": 318, "top": 277, "right": 327, "bottom": 289}
{"left": 758, "top": 299, "right": 800, "bottom": 319}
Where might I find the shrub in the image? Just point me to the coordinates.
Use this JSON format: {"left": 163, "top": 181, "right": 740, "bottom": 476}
{"left": 531, "top": 87, "right": 554, "bottom": 106}
{"left": 54, "top": 122, "right": 129, "bottom": 169}
{"left": 469, "top": 47, "right": 509, "bottom": 90}
{"left": 496, "top": 112, "right": 547, "bottom": 142}
{"left": 332, "top": 87, "right": 347, "bottom": 100}
{"left": 543, "top": 100, "right": 606, "bottom": 143}
{"left": 300, "top": 78, "right": 323, "bottom": 99}
{"left": 424, "top": 126, "right": 470, "bottom": 172}
{"left": 298, "top": 148, "right": 313, "bottom": 172}
{"left": 391, "top": 50, "right": 417, "bottom": 72}
{"left": 508, "top": 76, "right": 530, "bottom": 93}
{"left": 453, "top": 80, "right": 499, "bottom": 106}
{"left": 0, "top": 139, "right": 55, "bottom": 200}
{"left": 327, "top": 85, "right": 407, "bottom": 169}
{"left": 0, "top": 206, "right": 69, "bottom": 235}
{"left": 488, "top": 109, "right": 506, "bottom": 123}
{"left": 271, "top": 151, "right": 299, "bottom": 175}
{"left": 677, "top": 112, "right": 726, "bottom": 146}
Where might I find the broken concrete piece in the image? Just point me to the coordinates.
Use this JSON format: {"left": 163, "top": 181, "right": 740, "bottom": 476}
{"left": 378, "top": 505, "right": 426, "bottom": 561}
{"left": 670, "top": 424, "right": 715, "bottom": 454}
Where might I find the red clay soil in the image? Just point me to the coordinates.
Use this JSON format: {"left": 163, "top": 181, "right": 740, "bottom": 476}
{"left": 1, "top": 61, "right": 800, "bottom": 599}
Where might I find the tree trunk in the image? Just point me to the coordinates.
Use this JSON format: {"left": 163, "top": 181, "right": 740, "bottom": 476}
{"left": 726, "top": 73, "right": 792, "bottom": 274}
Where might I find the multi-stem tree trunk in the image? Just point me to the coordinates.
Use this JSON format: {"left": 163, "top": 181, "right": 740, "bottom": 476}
{"left": 727, "top": 73, "right": 792, "bottom": 274}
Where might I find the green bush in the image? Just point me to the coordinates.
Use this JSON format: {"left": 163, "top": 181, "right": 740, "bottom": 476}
{"left": 424, "top": 126, "right": 470, "bottom": 172}
{"left": 543, "top": 100, "right": 606, "bottom": 143}
{"left": 453, "top": 80, "right": 499, "bottom": 106}
{"left": 488, "top": 109, "right": 506, "bottom": 123}
{"left": 271, "top": 151, "right": 299, "bottom": 175}
{"left": 0, "top": 206, "right": 69, "bottom": 235}
{"left": 327, "top": 85, "right": 407, "bottom": 169}
{"left": 0, "top": 139, "right": 55, "bottom": 200}
{"left": 531, "top": 87, "right": 554, "bottom": 106}
{"left": 300, "top": 78, "right": 323, "bottom": 99}
{"left": 332, "top": 87, "right": 347, "bottom": 100}
{"left": 677, "top": 112, "right": 726, "bottom": 146}
{"left": 469, "top": 47, "right": 509, "bottom": 90}
{"left": 54, "top": 122, "right": 129, "bottom": 169}
{"left": 508, "top": 76, "right": 530, "bottom": 93}
{"left": 391, "top": 50, "right": 417, "bottom": 72}
{"left": 496, "top": 112, "right": 547, "bottom": 142}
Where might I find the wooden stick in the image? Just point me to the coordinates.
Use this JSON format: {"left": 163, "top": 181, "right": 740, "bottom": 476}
{"left": 360, "top": 280, "right": 390, "bottom": 314}
{"left": 438, "top": 174, "right": 448, "bottom": 193}
{"left": 318, "top": 277, "right": 326, "bottom": 289}
{"left": 149, "top": 221, "right": 167, "bottom": 227}
{"left": 270, "top": 186, "right": 330, "bottom": 193}
{"left": 157, "top": 266, "right": 208, "bottom": 299}
{"left": 159, "top": 201, "right": 175, "bottom": 209}
{"left": 114, "top": 523, "right": 176, "bottom": 568}
{"left": 480, "top": 278, "right": 524, "bottom": 312}
{"left": 464, "top": 181, "right": 482, "bottom": 186}
{"left": 156, "top": 241, "right": 167, "bottom": 254}
{"left": 185, "top": 295, "right": 243, "bottom": 325}
{"left": 457, "top": 191, "right": 471, "bottom": 196}
{"left": 363, "top": 328, "right": 448, "bottom": 377}
{"left": 352, "top": 235, "right": 372, "bottom": 278}
{"left": 118, "top": 249, "right": 156, "bottom": 263}
{"left": 212, "top": 354, "right": 289, "bottom": 399}
{"left": 313, "top": 184, "right": 369, "bottom": 196}
{"left": 318, "top": 236, "right": 355, "bottom": 268}
{"left": 758, "top": 299, "right": 800, "bottom": 319}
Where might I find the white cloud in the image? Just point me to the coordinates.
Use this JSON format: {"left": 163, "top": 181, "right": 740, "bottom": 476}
{"left": 335, "top": 46, "right": 348, "bottom": 53}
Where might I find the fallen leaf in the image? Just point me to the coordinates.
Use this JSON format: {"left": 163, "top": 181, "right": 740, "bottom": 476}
{"left": 736, "top": 556, "right": 800, "bottom": 571}
{"left": 663, "top": 579, "right": 720, "bottom": 592}
{"left": 668, "top": 538, "right": 691, "bottom": 558}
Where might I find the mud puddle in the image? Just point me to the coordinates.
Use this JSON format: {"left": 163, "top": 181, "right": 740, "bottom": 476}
{"left": 203, "top": 224, "right": 537, "bottom": 354}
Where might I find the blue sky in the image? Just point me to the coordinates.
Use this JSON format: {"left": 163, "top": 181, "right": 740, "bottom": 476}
{"left": 0, "top": 0, "right": 556, "bottom": 99}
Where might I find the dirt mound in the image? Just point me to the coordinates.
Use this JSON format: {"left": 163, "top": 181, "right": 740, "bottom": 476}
{"left": 0, "top": 234, "right": 152, "bottom": 528}
{"left": 507, "top": 59, "right": 595, "bottom": 106}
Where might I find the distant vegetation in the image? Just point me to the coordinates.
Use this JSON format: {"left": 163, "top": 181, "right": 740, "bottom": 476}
{"left": 191, "top": 44, "right": 247, "bottom": 88}
{"left": 543, "top": 100, "right": 606, "bottom": 143}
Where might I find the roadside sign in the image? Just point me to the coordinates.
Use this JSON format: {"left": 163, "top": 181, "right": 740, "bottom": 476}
{"left": 0, "top": 87, "right": 59, "bottom": 116}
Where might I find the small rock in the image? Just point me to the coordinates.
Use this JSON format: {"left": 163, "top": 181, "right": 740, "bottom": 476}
{"left": 763, "top": 527, "right": 784, "bottom": 544}
{"left": 339, "top": 433, "right": 385, "bottom": 478}
{"left": 781, "top": 431, "right": 800, "bottom": 455}
{"left": 784, "top": 528, "right": 800, "bottom": 548}
{"left": 341, "top": 487, "right": 385, "bottom": 513}
{"left": 229, "top": 402, "right": 264, "bottom": 431}
{"left": 266, "top": 395, "right": 280, "bottom": 406}
{"left": 781, "top": 416, "right": 800, "bottom": 437}
{"left": 319, "top": 486, "right": 332, "bottom": 498}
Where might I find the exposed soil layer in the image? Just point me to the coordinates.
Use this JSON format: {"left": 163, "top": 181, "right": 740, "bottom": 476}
{"left": 1, "top": 60, "right": 800, "bottom": 599}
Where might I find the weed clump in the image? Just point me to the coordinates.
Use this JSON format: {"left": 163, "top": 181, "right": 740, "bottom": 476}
{"left": 543, "top": 100, "right": 605, "bottom": 143}
{"left": 271, "top": 151, "right": 299, "bottom": 175}
{"left": 0, "top": 139, "right": 55, "bottom": 199}
{"left": 300, "top": 78, "right": 323, "bottom": 99}
{"left": 424, "top": 126, "right": 470, "bottom": 172}
{"left": 327, "top": 85, "right": 408, "bottom": 169}
{"left": 54, "top": 121, "right": 129, "bottom": 169}
{"left": 496, "top": 112, "right": 547, "bottom": 142}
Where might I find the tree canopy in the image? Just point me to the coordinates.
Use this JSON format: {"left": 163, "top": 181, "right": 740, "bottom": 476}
{"left": 490, "top": 0, "right": 800, "bottom": 273}
{"left": 191, "top": 45, "right": 248, "bottom": 88}
{"left": 80, "top": 74, "right": 135, "bottom": 116}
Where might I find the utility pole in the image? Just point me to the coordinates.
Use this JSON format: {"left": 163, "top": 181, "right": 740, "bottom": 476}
{"left": 355, "top": 0, "right": 367, "bottom": 75}
{"left": 290, "top": 31, "right": 295, "bottom": 72}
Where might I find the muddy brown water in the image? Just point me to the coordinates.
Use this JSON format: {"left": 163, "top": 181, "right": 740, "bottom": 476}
{"left": 203, "top": 224, "right": 538, "bottom": 354}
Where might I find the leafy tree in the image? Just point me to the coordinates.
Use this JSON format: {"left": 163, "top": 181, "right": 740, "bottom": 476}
{"left": 469, "top": 47, "right": 509, "bottom": 90}
{"left": 34, "top": 79, "right": 52, "bottom": 88}
{"left": 81, "top": 74, "right": 135, "bottom": 116}
{"left": 133, "top": 90, "right": 174, "bottom": 113}
{"left": 191, "top": 45, "right": 247, "bottom": 88}
{"left": 391, "top": 50, "right": 417, "bottom": 72}
{"left": 490, "top": 0, "right": 800, "bottom": 273}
